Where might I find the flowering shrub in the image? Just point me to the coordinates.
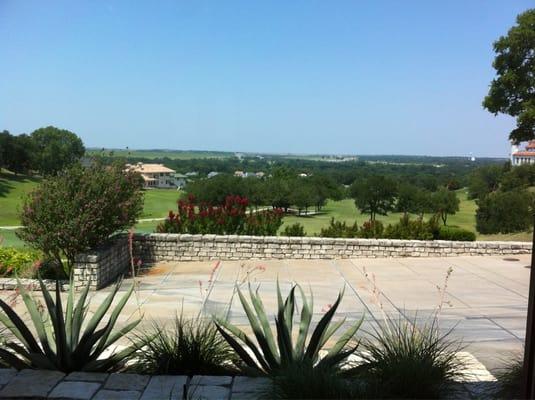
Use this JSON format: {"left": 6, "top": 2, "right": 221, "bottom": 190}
{"left": 359, "top": 220, "right": 385, "bottom": 238}
{"left": 18, "top": 161, "right": 144, "bottom": 276}
{"left": 0, "top": 247, "right": 41, "bottom": 277}
{"left": 157, "top": 195, "right": 283, "bottom": 236}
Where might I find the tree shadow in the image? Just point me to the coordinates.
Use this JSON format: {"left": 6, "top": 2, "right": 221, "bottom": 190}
{"left": 0, "top": 171, "right": 40, "bottom": 198}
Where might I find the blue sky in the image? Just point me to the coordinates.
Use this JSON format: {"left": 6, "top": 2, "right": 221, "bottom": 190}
{"left": 1, "top": 1, "right": 532, "bottom": 157}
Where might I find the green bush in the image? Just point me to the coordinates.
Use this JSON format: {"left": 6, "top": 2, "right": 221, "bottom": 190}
{"left": 437, "top": 226, "right": 476, "bottom": 241}
{"left": 0, "top": 247, "right": 41, "bottom": 277}
{"left": 355, "top": 316, "right": 464, "bottom": 399}
{"left": 476, "top": 190, "right": 533, "bottom": 234}
{"left": 215, "top": 283, "right": 362, "bottom": 376}
{"left": 383, "top": 216, "right": 434, "bottom": 240}
{"left": 132, "top": 314, "right": 237, "bottom": 376}
{"left": 0, "top": 278, "right": 141, "bottom": 372}
{"left": 18, "top": 161, "right": 144, "bottom": 275}
{"left": 319, "top": 217, "right": 360, "bottom": 238}
{"left": 495, "top": 355, "right": 523, "bottom": 399}
{"left": 358, "top": 220, "right": 384, "bottom": 238}
{"left": 281, "top": 223, "right": 306, "bottom": 237}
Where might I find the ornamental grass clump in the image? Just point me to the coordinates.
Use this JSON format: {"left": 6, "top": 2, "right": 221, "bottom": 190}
{"left": 131, "top": 314, "right": 237, "bottom": 376}
{"left": 214, "top": 282, "right": 363, "bottom": 376}
{"left": 495, "top": 355, "right": 523, "bottom": 399}
{"left": 355, "top": 315, "right": 464, "bottom": 399}
{"left": 0, "top": 278, "right": 141, "bottom": 372}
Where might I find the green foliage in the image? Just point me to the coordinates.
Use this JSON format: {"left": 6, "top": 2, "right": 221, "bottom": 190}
{"left": 0, "top": 278, "right": 141, "bottom": 372}
{"left": 476, "top": 190, "right": 533, "bottom": 234}
{"left": 270, "top": 360, "right": 360, "bottom": 400}
{"left": 18, "top": 162, "right": 144, "bottom": 274}
{"left": 214, "top": 283, "right": 363, "bottom": 376}
{"left": 383, "top": 216, "right": 435, "bottom": 240}
{"left": 0, "top": 247, "right": 41, "bottom": 276}
{"left": 431, "top": 188, "right": 460, "bottom": 225}
{"left": 437, "top": 226, "right": 476, "bottom": 242}
{"left": 501, "top": 164, "right": 535, "bottom": 191}
{"left": 30, "top": 126, "right": 85, "bottom": 176}
{"left": 467, "top": 165, "right": 505, "bottom": 200}
{"left": 0, "top": 131, "right": 35, "bottom": 174}
{"left": 358, "top": 220, "right": 384, "bottom": 238}
{"left": 281, "top": 223, "right": 306, "bottom": 237}
{"left": 495, "top": 356, "right": 523, "bottom": 399}
{"left": 396, "top": 184, "right": 432, "bottom": 217}
{"left": 350, "top": 176, "right": 397, "bottom": 221}
{"left": 132, "top": 314, "right": 237, "bottom": 376}
{"left": 319, "top": 217, "right": 360, "bottom": 238}
{"left": 483, "top": 9, "right": 535, "bottom": 142}
{"left": 356, "top": 316, "right": 464, "bottom": 399}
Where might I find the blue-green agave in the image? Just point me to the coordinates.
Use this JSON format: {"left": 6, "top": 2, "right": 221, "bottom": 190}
{"left": 215, "top": 282, "right": 363, "bottom": 375}
{"left": 0, "top": 278, "right": 141, "bottom": 372}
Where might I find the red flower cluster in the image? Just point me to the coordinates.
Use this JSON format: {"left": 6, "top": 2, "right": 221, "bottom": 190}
{"left": 157, "top": 195, "right": 283, "bottom": 236}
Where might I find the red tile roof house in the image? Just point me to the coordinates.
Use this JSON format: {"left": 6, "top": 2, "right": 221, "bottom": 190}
{"left": 125, "top": 162, "right": 177, "bottom": 188}
{"left": 511, "top": 140, "right": 535, "bottom": 166}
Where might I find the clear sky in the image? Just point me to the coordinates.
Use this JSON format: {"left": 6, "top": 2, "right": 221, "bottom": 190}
{"left": 1, "top": 1, "right": 532, "bottom": 157}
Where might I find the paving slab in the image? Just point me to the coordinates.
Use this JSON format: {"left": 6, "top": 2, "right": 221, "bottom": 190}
{"left": 140, "top": 375, "right": 188, "bottom": 400}
{"left": 48, "top": 381, "right": 101, "bottom": 400}
{"left": 104, "top": 373, "right": 150, "bottom": 392}
{"left": 189, "top": 375, "right": 233, "bottom": 386}
{"left": 0, "top": 369, "right": 17, "bottom": 386}
{"left": 186, "top": 385, "right": 230, "bottom": 400}
{"left": 0, "top": 369, "right": 65, "bottom": 398}
{"left": 64, "top": 371, "right": 109, "bottom": 382}
{"left": 93, "top": 389, "right": 142, "bottom": 400}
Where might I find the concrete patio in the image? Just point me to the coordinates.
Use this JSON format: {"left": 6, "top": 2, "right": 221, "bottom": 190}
{"left": 0, "top": 254, "right": 530, "bottom": 374}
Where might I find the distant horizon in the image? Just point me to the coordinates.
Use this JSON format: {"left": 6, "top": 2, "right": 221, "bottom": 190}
{"left": 2, "top": 1, "right": 532, "bottom": 158}
{"left": 86, "top": 146, "right": 509, "bottom": 160}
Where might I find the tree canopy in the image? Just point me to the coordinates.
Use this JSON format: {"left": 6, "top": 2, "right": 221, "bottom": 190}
{"left": 350, "top": 175, "right": 397, "bottom": 221}
{"left": 483, "top": 9, "right": 535, "bottom": 142}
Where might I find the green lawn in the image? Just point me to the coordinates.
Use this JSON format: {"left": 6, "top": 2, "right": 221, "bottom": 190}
{"left": 141, "top": 189, "right": 183, "bottom": 219}
{"left": 0, "top": 171, "right": 40, "bottom": 226}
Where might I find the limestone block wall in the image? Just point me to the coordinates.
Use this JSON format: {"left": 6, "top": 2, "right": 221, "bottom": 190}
{"left": 73, "top": 236, "right": 130, "bottom": 290}
{"left": 132, "top": 233, "right": 532, "bottom": 263}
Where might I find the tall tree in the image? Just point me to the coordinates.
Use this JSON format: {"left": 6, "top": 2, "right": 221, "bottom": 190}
{"left": 431, "top": 188, "right": 460, "bottom": 225}
{"left": 483, "top": 9, "right": 535, "bottom": 142}
{"left": 350, "top": 175, "right": 397, "bottom": 221}
{"left": 31, "top": 126, "right": 85, "bottom": 175}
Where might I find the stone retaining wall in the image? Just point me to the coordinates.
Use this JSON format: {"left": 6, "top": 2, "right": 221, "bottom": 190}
{"left": 133, "top": 233, "right": 532, "bottom": 263}
{"left": 73, "top": 236, "right": 130, "bottom": 290}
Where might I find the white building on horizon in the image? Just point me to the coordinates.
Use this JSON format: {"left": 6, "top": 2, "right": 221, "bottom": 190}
{"left": 511, "top": 140, "right": 535, "bottom": 166}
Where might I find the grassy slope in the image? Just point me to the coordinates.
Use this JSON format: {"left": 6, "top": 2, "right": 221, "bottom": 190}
{"left": 141, "top": 189, "right": 183, "bottom": 218}
{"left": 0, "top": 171, "right": 40, "bottom": 226}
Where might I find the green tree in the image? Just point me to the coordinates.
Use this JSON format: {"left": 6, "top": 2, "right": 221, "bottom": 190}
{"left": 18, "top": 162, "right": 144, "bottom": 275}
{"left": 31, "top": 126, "right": 85, "bottom": 175}
{"left": 483, "top": 9, "right": 535, "bottom": 142}
{"left": 467, "top": 165, "right": 504, "bottom": 199}
{"left": 476, "top": 190, "right": 533, "bottom": 234}
{"left": 290, "top": 181, "right": 315, "bottom": 215}
{"left": 396, "top": 184, "right": 432, "bottom": 218}
{"left": 431, "top": 188, "right": 460, "bottom": 225}
{"left": 0, "top": 131, "right": 35, "bottom": 174}
{"left": 350, "top": 176, "right": 397, "bottom": 221}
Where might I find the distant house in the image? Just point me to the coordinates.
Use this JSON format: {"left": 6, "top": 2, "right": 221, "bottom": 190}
{"left": 185, "top": 171, "right": 198, "bottom": 177}
{"left": 207, "top": 171, "right": 220, "bottom": 179}
{"left": 298, "top": 173, "right": 308, "bottom": 177}
{"left": 255, "top": 171, "right": 265, "bottom": 178}
{"left": 234, "top": 170, "right": 244, "bottom": 178}
{"left": 511, "top": 141, "right": 535, "bottom": 166}
{"left": 174, "top": 173, "right": 187, "bottom": 189}
{"left": 126, "top": 162, "right": 176, "bottom": 189}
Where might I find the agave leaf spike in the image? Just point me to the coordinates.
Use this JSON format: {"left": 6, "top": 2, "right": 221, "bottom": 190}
{"left": 236, "top": 287, "right": 279, "bottom": 368}
{"left": 0, "top": 348, "right": 28, "bottom": 370}
{"left": 294, "top": 285, "right": 312, "bottom": 360}
{"left": 65, "top": 280, "right": 74, "bottom": 351}
{"left": 249, "top": 284, "right": 279, "bottom": 363}
{"left": 318, "top": 318, "right": 346, "bottom": 353}
{"left": 71, "top": 282, "right": 91, "bottom": 345}
{"left": 94, "top": 283, "right": 136, "bottom": 354}
{"left": 54, "top": 280, "right": 69, "bottom": 368}
{"left": 214, "top": 322, "right": 265, "bottom": 373}
{"left": 101, "top": 318, "right": 142, "bottom": 350}
{"left": 304, "top": 291, "right": 343, "bottom": 361}
{"left": 215, "top": 317, "right": 271, "bottom": 372}
{"left": 17, "top": 278, "right": 57, "bottom": 364}
{"left": 321, "top": 315, "right": 364, "bottom": 365}
{"left": 0, "top": 299, "right": 41, "bottom": 353}
{"left": 79, "top": 281, "right": 122, "bottom": 343}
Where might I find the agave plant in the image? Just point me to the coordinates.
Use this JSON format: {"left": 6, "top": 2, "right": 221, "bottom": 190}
{"left": 0, "top": 278, "right": 141, "bottom": 372}
{"left": 214, "top": 282, "right": 363, "bottom": 376}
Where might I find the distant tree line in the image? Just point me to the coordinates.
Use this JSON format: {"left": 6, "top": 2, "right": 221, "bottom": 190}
{"left": 0, "top": 126, "right": 85, "bottom": 176}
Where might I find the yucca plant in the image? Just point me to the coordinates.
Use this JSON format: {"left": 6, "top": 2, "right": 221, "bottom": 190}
{"left": 214, "top": 282, "right": 363, "bottom": 376}
{"left": 0, "top": 277, "right": 141, "bottom": 372}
